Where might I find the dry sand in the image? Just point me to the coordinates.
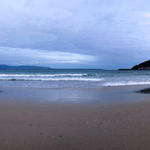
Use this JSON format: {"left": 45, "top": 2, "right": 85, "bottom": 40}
{"left": 0, "top": 100, "right": 150, "bottom": 150}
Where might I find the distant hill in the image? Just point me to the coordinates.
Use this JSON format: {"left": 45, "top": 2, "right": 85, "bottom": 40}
{"left": 118, "top": 60, "right": 150, "bottom": 70}
{"left": 131, "top": 60, "right": 150, "bottom": 70}
{"left": 0, "top": 65, "right": 51, "bottom": 70}
{"left": 118, "top": 69, "right": 131, "bottom": 71}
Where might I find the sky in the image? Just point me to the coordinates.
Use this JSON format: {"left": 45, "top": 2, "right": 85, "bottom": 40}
{"left": 0, "top": 0, "right": 150, "bottom": 69}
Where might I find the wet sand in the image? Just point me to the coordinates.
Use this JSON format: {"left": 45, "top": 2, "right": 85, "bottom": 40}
{"left": 0, "top": 87, "right": 150, "bottom": 150}
{"left": 0, "top": 100, "right": 150, "bottom": 149}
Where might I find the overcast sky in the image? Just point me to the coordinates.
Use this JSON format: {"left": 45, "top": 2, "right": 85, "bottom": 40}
{"left": 0, "top": 0, "right": 150, "bottom": 69}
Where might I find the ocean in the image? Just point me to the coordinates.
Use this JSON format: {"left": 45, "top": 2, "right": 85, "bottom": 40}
{"left": 0, "top": 69, "right": 150, "bottom": 88}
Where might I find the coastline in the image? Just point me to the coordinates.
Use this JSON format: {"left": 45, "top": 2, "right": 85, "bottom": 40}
{"left": 0, "top": 85, "right": 150, "bottom": 104}
{"left": 0, "top": 86, "right": 150, "bottom": 149}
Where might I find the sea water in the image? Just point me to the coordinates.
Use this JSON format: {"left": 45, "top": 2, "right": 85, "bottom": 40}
{"left": 0, "top": 69, "right": 150, "bottom": 88}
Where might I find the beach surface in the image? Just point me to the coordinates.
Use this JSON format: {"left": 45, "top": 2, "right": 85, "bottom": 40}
{"left": 0, "top": 87, "right": 150, "bottom": 150}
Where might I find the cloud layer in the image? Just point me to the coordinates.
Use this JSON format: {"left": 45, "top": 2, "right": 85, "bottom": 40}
{"left": 0, "top": 47, "right": 96, "bottom": 66}
{"left": 0, "top": 0, "right": 150, "bottom": 68}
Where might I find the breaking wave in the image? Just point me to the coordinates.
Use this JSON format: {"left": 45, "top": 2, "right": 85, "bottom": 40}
{"left": 1, "top": 70, "right": 150, "bottom": 88}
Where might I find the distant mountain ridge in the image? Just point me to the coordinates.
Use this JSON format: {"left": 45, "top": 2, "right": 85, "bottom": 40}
{"left": 0, "top": 65, "right": 51, "bottom": 70}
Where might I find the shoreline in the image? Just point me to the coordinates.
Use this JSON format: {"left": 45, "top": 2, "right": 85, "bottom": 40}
{"left": 0, "top": 85, "right": 150, "bottom": 104}
{"left": 0, "top": 86, "right": 150, "bottom": 149}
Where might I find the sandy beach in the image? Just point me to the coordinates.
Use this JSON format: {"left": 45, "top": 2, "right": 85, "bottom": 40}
{"left": 1, "top": 0, "right": 150, "bottom": 149}
{"left": 0, "top": 87, "right": 150, "bottom": 150}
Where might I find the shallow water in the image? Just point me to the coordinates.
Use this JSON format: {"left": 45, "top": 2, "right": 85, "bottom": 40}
{"left": 0, "top": 85, "right": 150, "bottom": 105}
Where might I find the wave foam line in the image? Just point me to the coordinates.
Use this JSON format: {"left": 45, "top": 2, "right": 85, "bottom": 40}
{"left": 0, "top": 74, "right": 88, "bottom": 77}
{"left": 103, "top": 81, "right": 150, "bottom": 86}
{"left": 0, "top": 77, "right": 104, "bottom": 82}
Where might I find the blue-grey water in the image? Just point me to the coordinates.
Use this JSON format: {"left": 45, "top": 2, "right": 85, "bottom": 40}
{"left": 0, "top": 69, "right": 150, "bottom": 104}
{"left": 0, "top": 69, "right": 150, "bottom": 88}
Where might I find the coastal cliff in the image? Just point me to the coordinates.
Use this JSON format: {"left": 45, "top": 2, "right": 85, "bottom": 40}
{"left": 131, "top": 60, "right": 150, "bottom": 70}
{"left": 119, "top": 60, "right": 150, "bottom": 70}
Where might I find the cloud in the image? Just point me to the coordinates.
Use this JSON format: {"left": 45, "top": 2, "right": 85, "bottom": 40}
{"left": 0, "top": 0, "right": 150, "bottom": 68}
{"left": 0, "top": 47, "right": 97, "bottom": 66}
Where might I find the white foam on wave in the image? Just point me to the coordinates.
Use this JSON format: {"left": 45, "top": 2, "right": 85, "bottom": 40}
{"left": 0, "top": 77, "right": 104, "bottom": 82}
{"left": 103, "top": 81, "right": 150, "bottom": 86}
{"left": 0, "top": 73, "right": 88, "bottom": 77}
{"left": 0, "top": 73, "right": 105, "bottom": 82}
